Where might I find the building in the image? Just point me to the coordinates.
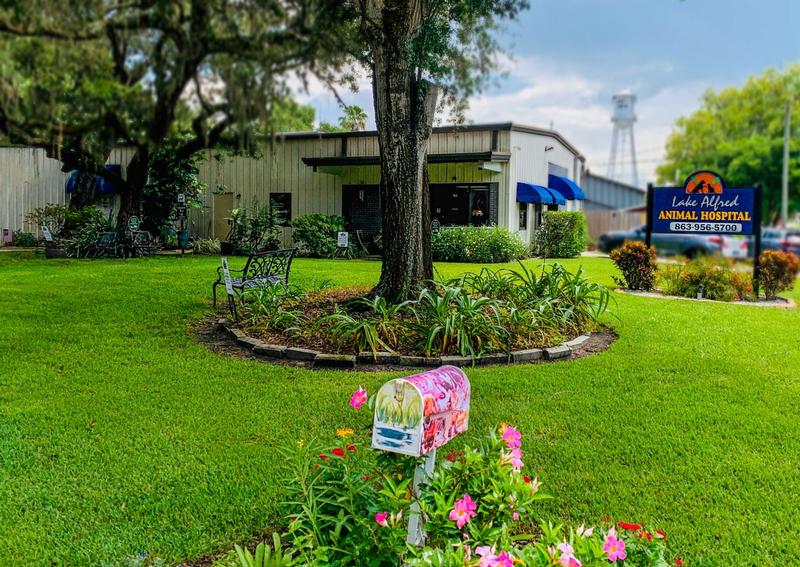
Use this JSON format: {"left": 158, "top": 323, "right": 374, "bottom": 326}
{"left": 581, "top": 171, "right": 645, "bottom": 211}
{"left": 1, "top": 123, "right": 587, "bottom": 247}
{"left": 580, "top": 171, "right": 646, "bottom": 239}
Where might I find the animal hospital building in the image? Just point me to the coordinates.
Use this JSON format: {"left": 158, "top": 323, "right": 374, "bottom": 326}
{"left": 1, "top": 123, "right": 587, "bottom": 247}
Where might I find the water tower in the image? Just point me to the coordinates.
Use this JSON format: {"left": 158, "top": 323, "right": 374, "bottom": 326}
{"left": 607, "top": 91, "right": 639, "bottom": 187}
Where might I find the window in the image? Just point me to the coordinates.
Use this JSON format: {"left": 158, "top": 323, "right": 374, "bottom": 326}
{"left": 518, "top": 203, "right": 528, "bottom": 230}
{"left": 548, "top": 162, "right": 568, "bottom": 178}
{"left": 269, "top": 193, "right": 292, "bottom": 226}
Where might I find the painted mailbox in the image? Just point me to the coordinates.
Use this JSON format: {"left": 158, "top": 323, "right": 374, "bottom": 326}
{"left": 371, "top": 366, "right": 470, "bottom": 457}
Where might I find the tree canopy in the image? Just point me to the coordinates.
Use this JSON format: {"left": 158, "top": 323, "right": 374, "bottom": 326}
{"left": 657, "top": 65, "right": 800, "bottom": 221}
{"left": 0, "top": 0, "right": 357, "bottom": 227}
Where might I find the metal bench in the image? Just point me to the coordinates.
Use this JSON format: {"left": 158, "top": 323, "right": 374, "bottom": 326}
{"left": 212, "top": 248, "right": 296, "bottom": 306}
{"left": 131, "top": 230, "right": 159, "bottom": 257}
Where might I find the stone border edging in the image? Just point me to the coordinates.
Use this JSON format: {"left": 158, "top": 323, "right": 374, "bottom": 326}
{"left": 614, "top": 288, "right": 797, "bottom": 308}
{"left": 217, "top": 318, "right": 593, "bottom": 370}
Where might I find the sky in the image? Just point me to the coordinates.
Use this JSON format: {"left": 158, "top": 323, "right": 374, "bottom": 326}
{"left": 297, "top": 0, "right": 800, "bottom": 186}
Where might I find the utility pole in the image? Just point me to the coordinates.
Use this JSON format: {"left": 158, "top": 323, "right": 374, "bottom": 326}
{"left": 781, "top": 100, "right": 791, "bottom": 225}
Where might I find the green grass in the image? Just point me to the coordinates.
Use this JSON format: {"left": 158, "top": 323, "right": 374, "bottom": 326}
{"left": 1, "top": 252, "right": 799, "bottom": 566}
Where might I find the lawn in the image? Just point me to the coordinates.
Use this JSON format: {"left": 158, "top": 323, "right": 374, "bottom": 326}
{"left": 1, "top": 252, "right": 799, "bottom": 566}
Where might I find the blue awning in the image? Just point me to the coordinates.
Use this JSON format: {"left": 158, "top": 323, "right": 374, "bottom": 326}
{"left": 548, "top": 174, "right": 585, "bottom": 200}
{"left": 516, "top": 182, "right": 554, "bottom": 205}
{"left": 517, "top": 182, "right": 566, "bottom": 205}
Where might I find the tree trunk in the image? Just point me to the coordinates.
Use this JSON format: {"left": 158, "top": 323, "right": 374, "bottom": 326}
{"left": 69, "top": 171, "right": 97, "bottom": 209}
{"left": 367, "top": 1, "right": 439, "bottom": 302}
{"left": 116, "top": 149, "right": 149, "bottom": 234}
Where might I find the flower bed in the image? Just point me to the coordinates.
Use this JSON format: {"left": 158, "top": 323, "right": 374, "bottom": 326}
{"left": 224, "top": 263, "right": 613, "bottom": 367}
{"left": 231, "top": 387, "right": 682, "bottom": 567}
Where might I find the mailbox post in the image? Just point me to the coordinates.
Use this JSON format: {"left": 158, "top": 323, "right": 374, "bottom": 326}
{"left": 371, "top": 366, "right": 470, "bottom": 546}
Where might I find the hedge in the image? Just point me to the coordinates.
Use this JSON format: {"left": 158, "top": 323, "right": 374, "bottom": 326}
{"left": 533, "top": 211, "right": 588, "bottom": 258}
{"left": 431, "top": 226, "right": 528, "bottom": 263}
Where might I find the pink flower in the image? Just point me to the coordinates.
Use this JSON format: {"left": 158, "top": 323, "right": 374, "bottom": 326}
{"left": 493, "top": 551, "right": 514, "bottom": 567}
{"left": 557, "top": 542, "right": 582, "bottom": 567}
{"left": 374, "top": 511, "right": 388, "bottom": 527}
{"left": 603, "top": 534, "right": 627, "bottom": 562}
{"left": 349, "top": 386, "right": 368, "bottom": 409}
{"left": 512, "top": 511, "right": 520, "bottom": 521}
{"left": 476, "top": 547, "right": 513, "bottom": 567}
{"left": 502, "top": 448, "right": 524, "bottom": 471}
{"left": 449, "top": 494, "right": 477, "bottom": 529}
{"left": 576, "top": 524, "right": 594, "bottom": 537}
{"left": 501, "top": 424, "right": 522, "bottom": 448}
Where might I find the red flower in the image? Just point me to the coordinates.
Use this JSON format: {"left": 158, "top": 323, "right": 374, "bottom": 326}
{"left": 363, "top": 474, "right": 371, "bottom": 481}
{"left": 523, "top": 475, "right": 531, "bottom": 483}
{"left": 656, "top": 529, "right": 667, "bottom": 540}
{"left": 346, "top": 444, "right": 357, "bottom": 452}
{"left": 639, "top": 531, "right": 653, "bottom": 541}
{"left": 674, "top": 558, "right": 684, "bottom": 566}
{"left": 331, "top": 448, "right": 346, "bottom": 458}
{"left": 446, "top": 453, "right": 456, "bottom": 462}
{"left": 619, "top": 521, "right": 642, "bottom": 531}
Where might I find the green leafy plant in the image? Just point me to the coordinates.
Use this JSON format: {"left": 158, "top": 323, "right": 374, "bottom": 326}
{"left": 290, "top": 214, "right": 357, "bottom": 259}
{"left": 658, "top": 257, "right": 745, "bottom": 302}
{"left": 143, "top": 137, "right": 207, "bottom": 233}
{"left": 193, "top": 238, "right": 222, "bottom": 255}
{"left": 234, "top": 533, "right": 294, "bottom": 567}
{"left": 431, "top": 226, "right": 528, "bottom": 263}
{"left": 316, "top": 296, "right": 409, "bottom": 354}
{"left": 533, "top": 211, "right": 588, "bottom": 258}
{"left": 240, "top": 285, "right": 305, "bottom": 332}
{"left": 409, "top": 285, "right": 508, "bottom": 357}
{"left": 279, "top": 397, "right": 677, "bottom": 567}
{"left": 610, "top": 240, "right": 658, "bottom": 291}
{"left": 759, "top": 250, "right": 799, "bottom": 300}
{"left": 62, "top": 214, "right": 114, "bottom": 258}
{"left": 10, "top": 231, "right": 36, "bottom": 247}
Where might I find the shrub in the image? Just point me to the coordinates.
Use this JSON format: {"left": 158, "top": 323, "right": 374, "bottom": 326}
{"left": 658, "top": 258, "right": 743, "bottom": 301}
{"left": 192, "top": 238, "right": 221, "bottom": 255}
{"left": 271, "top": 390, "right": 677, "bottom": 567}
{"left": 533, "top": 211, "right": 588, "bottom": 258}
{"left": 759, "top": 250, "right": 799, "bottom": 300}
{"left": 610, "top": 240, "right": 658, "bottom": 290}
{"left": 271, "top": 263, "right": 609, "bottom": 358}
{"left": 62, "top": 214, "right": 114, "bottom": 258}
{"left": 10, "top": 231, "right": 36, "bottom": 247}
{"left": 431, "top": 226, "right": 528, "bottom": 263}
{"left": 290, "top": 214, "right": 359, "bottom": 258}
{"left": 25, "top": 204, "right": 107, "bottom": 240}
{"left": 226, "top": 202, "right": 282, "bottom": 254}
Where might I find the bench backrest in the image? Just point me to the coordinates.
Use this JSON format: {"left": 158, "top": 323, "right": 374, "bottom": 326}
{"left": 131, "top": 231, "right": 153, "bottom": 245}
{"left": 243, "top": 249, "right": 296, "bottom": 282}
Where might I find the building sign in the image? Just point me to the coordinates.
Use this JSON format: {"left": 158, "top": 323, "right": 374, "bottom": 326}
{"left": 128, "top": 215, "right": 141, "bottom": 232}
{"left": 41, "top": 225, "right": 54, "bottom": 242}
{"left": 651, "top": 171, "right": 755, "bottom": 235}
{"left": 337, "top": 231, "right": 349, "bottom": 248}
{"left": 220, "top": 257, "right": 237, "bottom": 319}
{"left": 372, "top": 366, "right": 470, "bottom": 457}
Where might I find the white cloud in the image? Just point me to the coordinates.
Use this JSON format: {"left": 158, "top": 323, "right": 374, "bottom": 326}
{"left": 464, "top": 56, "right": 707, "bottom": 185}
{"left": 296, "top": 54, "right": 708, "bottom": 186}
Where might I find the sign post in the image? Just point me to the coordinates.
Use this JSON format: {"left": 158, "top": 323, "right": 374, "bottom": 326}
{"left": 177, "top": 193, "right": 187, "bottom": 255}
{"left": 220, "top": 257, "right": 237, "bottom": 320}
{"left": 371, "top": 366, "right": 470, "bottom": 546}
{"left": 41, "top": 225, "right": 54, "bottom": 243}
{"left": 647, "top": 171, "right": 762, "bottom": 297}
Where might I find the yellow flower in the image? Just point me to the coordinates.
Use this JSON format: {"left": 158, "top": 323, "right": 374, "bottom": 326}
{"left": 336, "top": 428, "right": 354, "bottom": 438}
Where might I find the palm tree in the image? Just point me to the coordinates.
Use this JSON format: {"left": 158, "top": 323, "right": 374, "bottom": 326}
{"left": 340, "top": 105, "right": 368, "bottom": 131}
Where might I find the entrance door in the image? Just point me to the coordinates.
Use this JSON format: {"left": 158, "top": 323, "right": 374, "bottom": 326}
{"left": 431, "top": 185, "right": 470, "bottom": 226}
{"left": 213, "top": 192, "right": 234, "bottom": 239}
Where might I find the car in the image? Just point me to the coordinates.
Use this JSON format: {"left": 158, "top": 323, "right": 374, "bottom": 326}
{"left": 597, "top": 224, "right": 722, "bottom": 258}
{"left": 760, "top": 227, "right": 800, "bottom": 256}
{"left": 721, "top": 235, "right": 749, "bottom": 259}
